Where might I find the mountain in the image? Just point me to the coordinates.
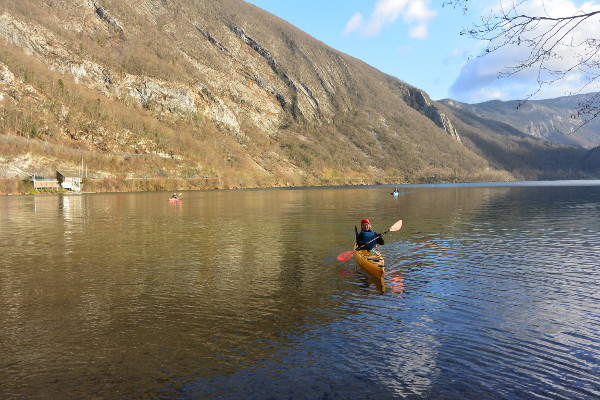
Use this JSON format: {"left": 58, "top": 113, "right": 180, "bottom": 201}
{"left": 0, "top": 0, "right": 595, "bottom": 193}
{"left": 440, "top": 94, "right": 600, "bottom": 149}
{"left": 436, "top": 101, "right": 591, "bottom": 180}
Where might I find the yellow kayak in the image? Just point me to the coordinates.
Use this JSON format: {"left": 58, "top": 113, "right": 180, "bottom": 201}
{"left": 353, "top": 245, "right": 385, "bottom": 280}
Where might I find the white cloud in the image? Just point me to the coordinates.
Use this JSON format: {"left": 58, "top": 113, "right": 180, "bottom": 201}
{"left": 449, "top": 0, "right": 600, "bottom": 103}
{"left": 343, "top": 12, "right": 363, "bottom": 36}
{"left": 344, "top": 0, "right": 438, "bottom": 39}
{"left": 365, "top": 0, "right": 409, "bottom": 35}
{"left": 409, "top": 23, "right": 428, "bottom": 38}
{"left": 404, "top": 0, "right": 437, "bottom": 23}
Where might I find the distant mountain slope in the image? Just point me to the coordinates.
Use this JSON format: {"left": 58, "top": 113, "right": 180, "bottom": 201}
{"left": 440, "top": 94, "right": 600, "bottom": 149}
{"left": 0, "top": 0, "right": 595, "bottom": 192}
{"left": 437, "top": 102, "right": 590, "bottom": 180}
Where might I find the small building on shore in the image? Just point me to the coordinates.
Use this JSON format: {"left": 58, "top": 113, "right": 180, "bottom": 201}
{"left": 57, "top": 170, "right": 82, "bottom": 192}
{"left": 31, "top": 170, "right": 82, "bottom": 192}
{"left": 31, "top": 175, "right": 60, "bottom": 190}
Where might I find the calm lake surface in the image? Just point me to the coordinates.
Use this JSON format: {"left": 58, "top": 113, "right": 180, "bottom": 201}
{"left": 1, "top": 182, "right": 599, "bottom": 399}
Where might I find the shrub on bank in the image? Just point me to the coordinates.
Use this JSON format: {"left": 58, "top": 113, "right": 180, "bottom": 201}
{"left": 0, "top": 178, "right": 21, "bottom": 195}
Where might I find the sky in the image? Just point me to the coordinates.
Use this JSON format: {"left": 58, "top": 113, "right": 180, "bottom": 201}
{"left": 243, "top": 0, "right": 600, "bottom": 104}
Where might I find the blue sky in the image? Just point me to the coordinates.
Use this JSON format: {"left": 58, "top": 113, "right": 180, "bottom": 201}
{"left": 244, "top": 0, "right": 600, "bottom": 104}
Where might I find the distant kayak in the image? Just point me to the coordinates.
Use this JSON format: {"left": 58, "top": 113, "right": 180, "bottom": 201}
{"left": 169, "top": 192, "right": 182, "bottom": 202}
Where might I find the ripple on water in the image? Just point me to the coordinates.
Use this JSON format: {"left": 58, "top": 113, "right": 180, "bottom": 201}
{"left": 1, "top": 187, "right": 599, "bottom": 399}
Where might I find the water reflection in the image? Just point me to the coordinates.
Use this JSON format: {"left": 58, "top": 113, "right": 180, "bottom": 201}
{"left": 0, "top": 185, "right": 599, "bottom": 399}
{"left": 388, "top": 274, "right": 405, "bottom": 296}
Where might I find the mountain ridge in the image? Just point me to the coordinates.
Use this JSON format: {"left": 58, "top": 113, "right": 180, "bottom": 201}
{"left": 0, "top": 0, "right": 596, "bottom": 193}
{"left": 440, "top": 93, "right": 600, "bottom": 149}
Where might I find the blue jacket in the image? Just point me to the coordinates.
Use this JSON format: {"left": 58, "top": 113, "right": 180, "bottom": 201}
{"left": 357, "top": 230, "right": 384, "bottom": 250}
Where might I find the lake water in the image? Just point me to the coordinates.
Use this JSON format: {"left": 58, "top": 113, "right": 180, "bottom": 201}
{"left": 1, "top": 182, "right": 599, "bottom": 399}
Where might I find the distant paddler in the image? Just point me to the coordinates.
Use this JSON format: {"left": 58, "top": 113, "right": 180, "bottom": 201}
{"left": 169, "top": 192, "right": 182, "bottom": 201}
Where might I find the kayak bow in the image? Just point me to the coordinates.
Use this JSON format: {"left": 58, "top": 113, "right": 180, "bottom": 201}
{"left": 353, "top": 245, "right": 385, "bottom": 280}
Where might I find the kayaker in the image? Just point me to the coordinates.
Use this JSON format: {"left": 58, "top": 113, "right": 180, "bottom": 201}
{"left": 356, "top": 218, "right": 384, "bottom": 252}
{"left": 170, "top": 193, "right": 179, "bottom": 200}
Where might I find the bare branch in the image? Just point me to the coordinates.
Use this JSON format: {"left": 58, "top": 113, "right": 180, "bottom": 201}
{"left": 452, "top": 0, "right": 600, "bottom": 131}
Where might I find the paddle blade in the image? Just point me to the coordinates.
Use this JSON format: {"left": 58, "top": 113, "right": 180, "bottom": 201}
{"left": 389, "top": 220, "right": 403, "bottom": 231}
{"left": 337, "top": 250, "right": 355, "bottom": 262}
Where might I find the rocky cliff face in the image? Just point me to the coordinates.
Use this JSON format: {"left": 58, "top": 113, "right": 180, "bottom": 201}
{"left": 1, "top": 0, "right": 466, "bottom": 137}
{"left": 402, "top": 88, "right": 460, "bottom": 141}
{"left": 0, "top": 0, "right": 521, "bottom": 187}
{"left": 440, "top": 95, "right": 600, "bottom": 149}
{"left": 0, "top": 5, "right": 280, "bottom": 136}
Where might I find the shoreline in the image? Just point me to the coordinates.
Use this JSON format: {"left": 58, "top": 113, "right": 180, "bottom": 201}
{"left": 4, "top": 178, "right": 600, "bottom": 197}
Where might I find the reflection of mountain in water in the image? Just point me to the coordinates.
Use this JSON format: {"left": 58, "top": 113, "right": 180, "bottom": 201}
{"left": 2, "top": 186, "right": 599, "bottom": 399}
